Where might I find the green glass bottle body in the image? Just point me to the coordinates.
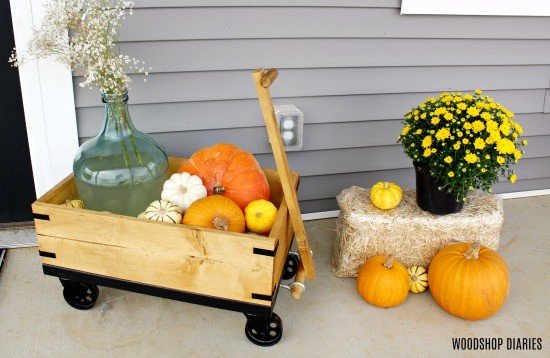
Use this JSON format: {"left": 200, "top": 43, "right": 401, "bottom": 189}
{"left": 73, "top": 90, "right": 168, "bottom": 216}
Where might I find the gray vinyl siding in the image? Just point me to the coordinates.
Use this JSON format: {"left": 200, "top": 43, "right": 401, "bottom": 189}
{"left": 74, "top": 2, "right": 550, "bottom": 213}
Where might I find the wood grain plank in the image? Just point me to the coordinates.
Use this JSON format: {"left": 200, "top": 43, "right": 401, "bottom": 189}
{"left": 38, "top": 235, "right": 273, "bottom": 304}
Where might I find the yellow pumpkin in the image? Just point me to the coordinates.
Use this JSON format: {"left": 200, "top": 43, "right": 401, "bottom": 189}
{"left": 60, "top": 199, "right": 84, "bottom": 209}
{"left": 407, "top": 265, "right": 428, "bottom": 293}
{"left": 357, "top": 255, "right": 409, "bottom": 308}
{"left": 370, "top": 182, "right": 402, "bottom": 210}
{"left": 428, "top": 242, "right": 509, "bottom": 320}
{"left": 182, "top": 195, "right": 245, "bottom": 233}
{"left": 244, "top": 199, "right": 278, "bottom": 235}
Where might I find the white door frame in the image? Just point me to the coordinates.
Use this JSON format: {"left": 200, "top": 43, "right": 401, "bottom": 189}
{"left": 9, "top": 0, "right": 79, "bottom": 198}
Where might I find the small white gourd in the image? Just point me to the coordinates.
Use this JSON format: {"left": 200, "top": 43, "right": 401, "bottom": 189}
{"left": 161, "top": 172, "right": 207, "bottom": 211}
{"left": 144, "top": 200, "right": 183, "bottom": 223}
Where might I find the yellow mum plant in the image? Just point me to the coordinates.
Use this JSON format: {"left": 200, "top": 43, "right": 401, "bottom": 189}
{"left": 398, "top": 90, "right": 526, "bottom": 201}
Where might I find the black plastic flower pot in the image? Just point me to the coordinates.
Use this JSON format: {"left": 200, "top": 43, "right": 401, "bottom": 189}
{"left": 413, "top": 162, "right": 464, "bottom": 215}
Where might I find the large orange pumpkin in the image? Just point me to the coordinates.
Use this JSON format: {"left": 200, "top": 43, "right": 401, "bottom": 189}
{"left": 179, "top": 143, "right": 270, "bottom": 210}
{"left": 182, "top": 195, "right": 245, "bottom": 233}
{"left": 428, "top": 242, "right": 509, "bottom": 320}
{"left": 356, "top": 255, "right": 409, "bottom": 308}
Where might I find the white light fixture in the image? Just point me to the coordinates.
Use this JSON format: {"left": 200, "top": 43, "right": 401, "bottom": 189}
{"left": 274, "top": 105, "right": 303, "bottom": 151}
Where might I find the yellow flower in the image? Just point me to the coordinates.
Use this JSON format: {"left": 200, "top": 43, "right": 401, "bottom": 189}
{"left": 486, "top": 119, "right": 498, "bottom": 132}
{"left": 443, "top": 95, "right": 453, "bottom": 103}
{"left": 463, "top": 122, "right": 472, "bottom": 130}
{"left": 513, "top": 121, "right": 524, "bottom": 134}
{"left": 480, "top": 112, "right": 492, "bottom": 121}
{"left": 444, "top": 156, "right": 453, "bottom": 163}
{"left": 471, "top": 120, "right": 485, "bottom": 133}
{"left": 454, "top": 142, "right": 461, "bottom": 150}
{"left": 462, "top": 138, "right": 469, "bottom": 144}
{"left": 401, "top": 125, "right": 411, "bottom": 135}
{"left": 467, "top": 107, "right": 481, "bottom": 117}
{"left": 448, "top": 171, "right": 455, "bottom": 178}
{"left": 423, "top": 148, "right": 432, "bottom": 157}
{"left": 497, "top": 156, "right": 505, "bottom": 165}
{"left": 496, "top": 138, "right": 515, "bottom": 155}
{"left": 509, "top": 174, "right": 517, "bottom": 183}
{"left": 499, "top": 120, "right": 511, "bottom": 135}
{"left": 522, "top": 139, "right": 528, "bottom": 145}
{"left": 514, "top": 150, "right": 523, "bottom": 161}
{"left": 489, "top": 130, "right": 502, "bottom": 142}
{"left": 474, "top": 138, "right": 486, "bottom": 150}
{"left": 474, "top": 89, "right": 482, "bottom": 95}
{"left": 465, "top": 153, "right": 478, "bottom": 164}
{"left": 420, "top": 113, "right": 427, "bottom": 119}
{"left": 444, "top": 112, "right": 454, "bottom": 120}
{"left": 416, "top": 129, "right": 422, "bottom": 134}
{"left": 435, "top": 128, "right": 451, "bottom": 141}
{"left": 464, "top": 94, "right": 473, "bottom": 101}
{"left": 457, "top": 103, "right": 467, "bottom": 110}
{"left": 476, "top": 102, "right": 487, "bottom": 110}
{"left": 505, "top": 109, "right": 515, "bottom": 119}
{"left": 457, "top": 131, "right": 464, "bottom": 138}
{"left": 485, "top": 154, "right": 491, "bottom": 160}
{"left": 422, "top": 135, "right": 433, "bottom": 148}
{"left": 431, "top": 117, "right": 441, "bottom": 125}
{"left": 434, "top": 107, "right": 447, "bottom": 115}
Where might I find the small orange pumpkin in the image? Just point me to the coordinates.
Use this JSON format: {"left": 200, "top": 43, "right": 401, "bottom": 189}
{"left": 178, "top": 143, "right": 270, "bottom": 210}
{"left": 182, "top": 195, "right": 245, "bottom": 233}
{"left": 428, "top": 242, "right": 509, "bottom": 320}
{"left": 356, "top": 255, "right": 409, "bottom": 308}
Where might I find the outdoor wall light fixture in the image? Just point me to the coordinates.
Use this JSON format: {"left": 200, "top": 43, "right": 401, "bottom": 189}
{"left": 274, "top": 105, "right": 304, "bottom": 151}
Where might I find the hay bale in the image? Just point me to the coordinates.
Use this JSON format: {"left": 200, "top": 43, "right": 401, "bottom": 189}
{"left": 330, "top": 186, "right": 503, "bottom": 278}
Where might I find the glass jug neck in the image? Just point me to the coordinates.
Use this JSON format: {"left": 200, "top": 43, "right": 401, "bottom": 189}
{"left": 100, "top": 89, "right": 136, "bottom": 136}
{"left": 102, "top": 89, "right": 129, "bottom": 104}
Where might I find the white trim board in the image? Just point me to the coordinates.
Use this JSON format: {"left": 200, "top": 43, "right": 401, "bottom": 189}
{"left": 301, "top": 190, "right": 550, "bottom": 221}
{"left": 401, "top": 0, "right": 550, "bottom": 16}
{"left": 9, "top": 0, "right": 78, "bottom": 198}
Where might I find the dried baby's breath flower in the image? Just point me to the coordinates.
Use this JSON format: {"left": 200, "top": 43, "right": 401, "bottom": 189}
{"left": 10, "top": 0, "right": 146, "bottom": 95}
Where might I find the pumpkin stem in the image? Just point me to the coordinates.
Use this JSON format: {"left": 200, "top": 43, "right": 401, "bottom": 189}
{"left": 213, "top": 216, "right": 229, "bottom": 231}
{"left": 410, "top": 274, "right": 418, "bottom": 282}
{"left": 179, "top": 185, "right": 187, "bottom": 195}
{"left": 383, "top": 181, "right": 390, "bottom": 189}
{"left": 213, "top": 185, "right": 225, "bottom": 195}
{"left": 463, "top": 242, "right": 481, "bottom": 260}
{"left": 255, "top": 212, "right": 262, "bottom": 218}
{"left": 383, "top": 255, "right": 394, "bottom": 269}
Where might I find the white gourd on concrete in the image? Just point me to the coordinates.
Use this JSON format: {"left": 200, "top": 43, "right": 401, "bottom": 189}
{"left": 161, "top": 172, "right": 207, "bottom": 211}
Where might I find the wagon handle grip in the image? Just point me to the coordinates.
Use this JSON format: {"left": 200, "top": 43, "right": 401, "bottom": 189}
{"left": 291, "top": 261, "right": 306, "bottom": 300}
{"left": 260, "top": 68, "right": 278, "bottom": 88}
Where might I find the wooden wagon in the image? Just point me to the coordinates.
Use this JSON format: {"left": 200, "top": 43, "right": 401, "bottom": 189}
{"left": 32, "top": 69, "right": 316, "bottom": 346}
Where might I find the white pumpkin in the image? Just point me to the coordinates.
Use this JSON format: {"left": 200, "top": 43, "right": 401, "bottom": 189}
{"left": 161, "top": 172, "right": 207, "bottom": 211}
{"left": 144, "top": 200, "right": 183, "bottom": 223}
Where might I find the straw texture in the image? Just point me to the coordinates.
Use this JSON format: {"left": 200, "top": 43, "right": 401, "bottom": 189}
{"left": 331, "top": 186, "right": 503, "bottom": 278}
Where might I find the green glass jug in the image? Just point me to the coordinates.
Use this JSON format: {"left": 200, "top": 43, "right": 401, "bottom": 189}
{"left": 73, "top": 89, "right": 168, "bottom": 216}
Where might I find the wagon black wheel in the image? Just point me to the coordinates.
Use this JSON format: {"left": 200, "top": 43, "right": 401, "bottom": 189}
{"left": 244, "top": 313, "right": 283, "bottom": 346}
{"left": 282, "top": 253, "right": 300, "bottom": 280}
{"left": 60, "top": 279, "right": 99, "bottom": 310}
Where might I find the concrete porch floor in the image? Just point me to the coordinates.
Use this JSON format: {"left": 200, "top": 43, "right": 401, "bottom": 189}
{"left": 0, "top": 196, "right": 548, "bottom": 357}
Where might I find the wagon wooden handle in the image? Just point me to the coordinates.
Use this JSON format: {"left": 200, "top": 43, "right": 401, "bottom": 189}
{"left": 252, "top": 68, "right": 316, "bottom": 281}
{"left": 260, "top": 68, "right": 279, "bottom": 88}
{"left": 291, "top": 261, "right": 306, "bottom": 300}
